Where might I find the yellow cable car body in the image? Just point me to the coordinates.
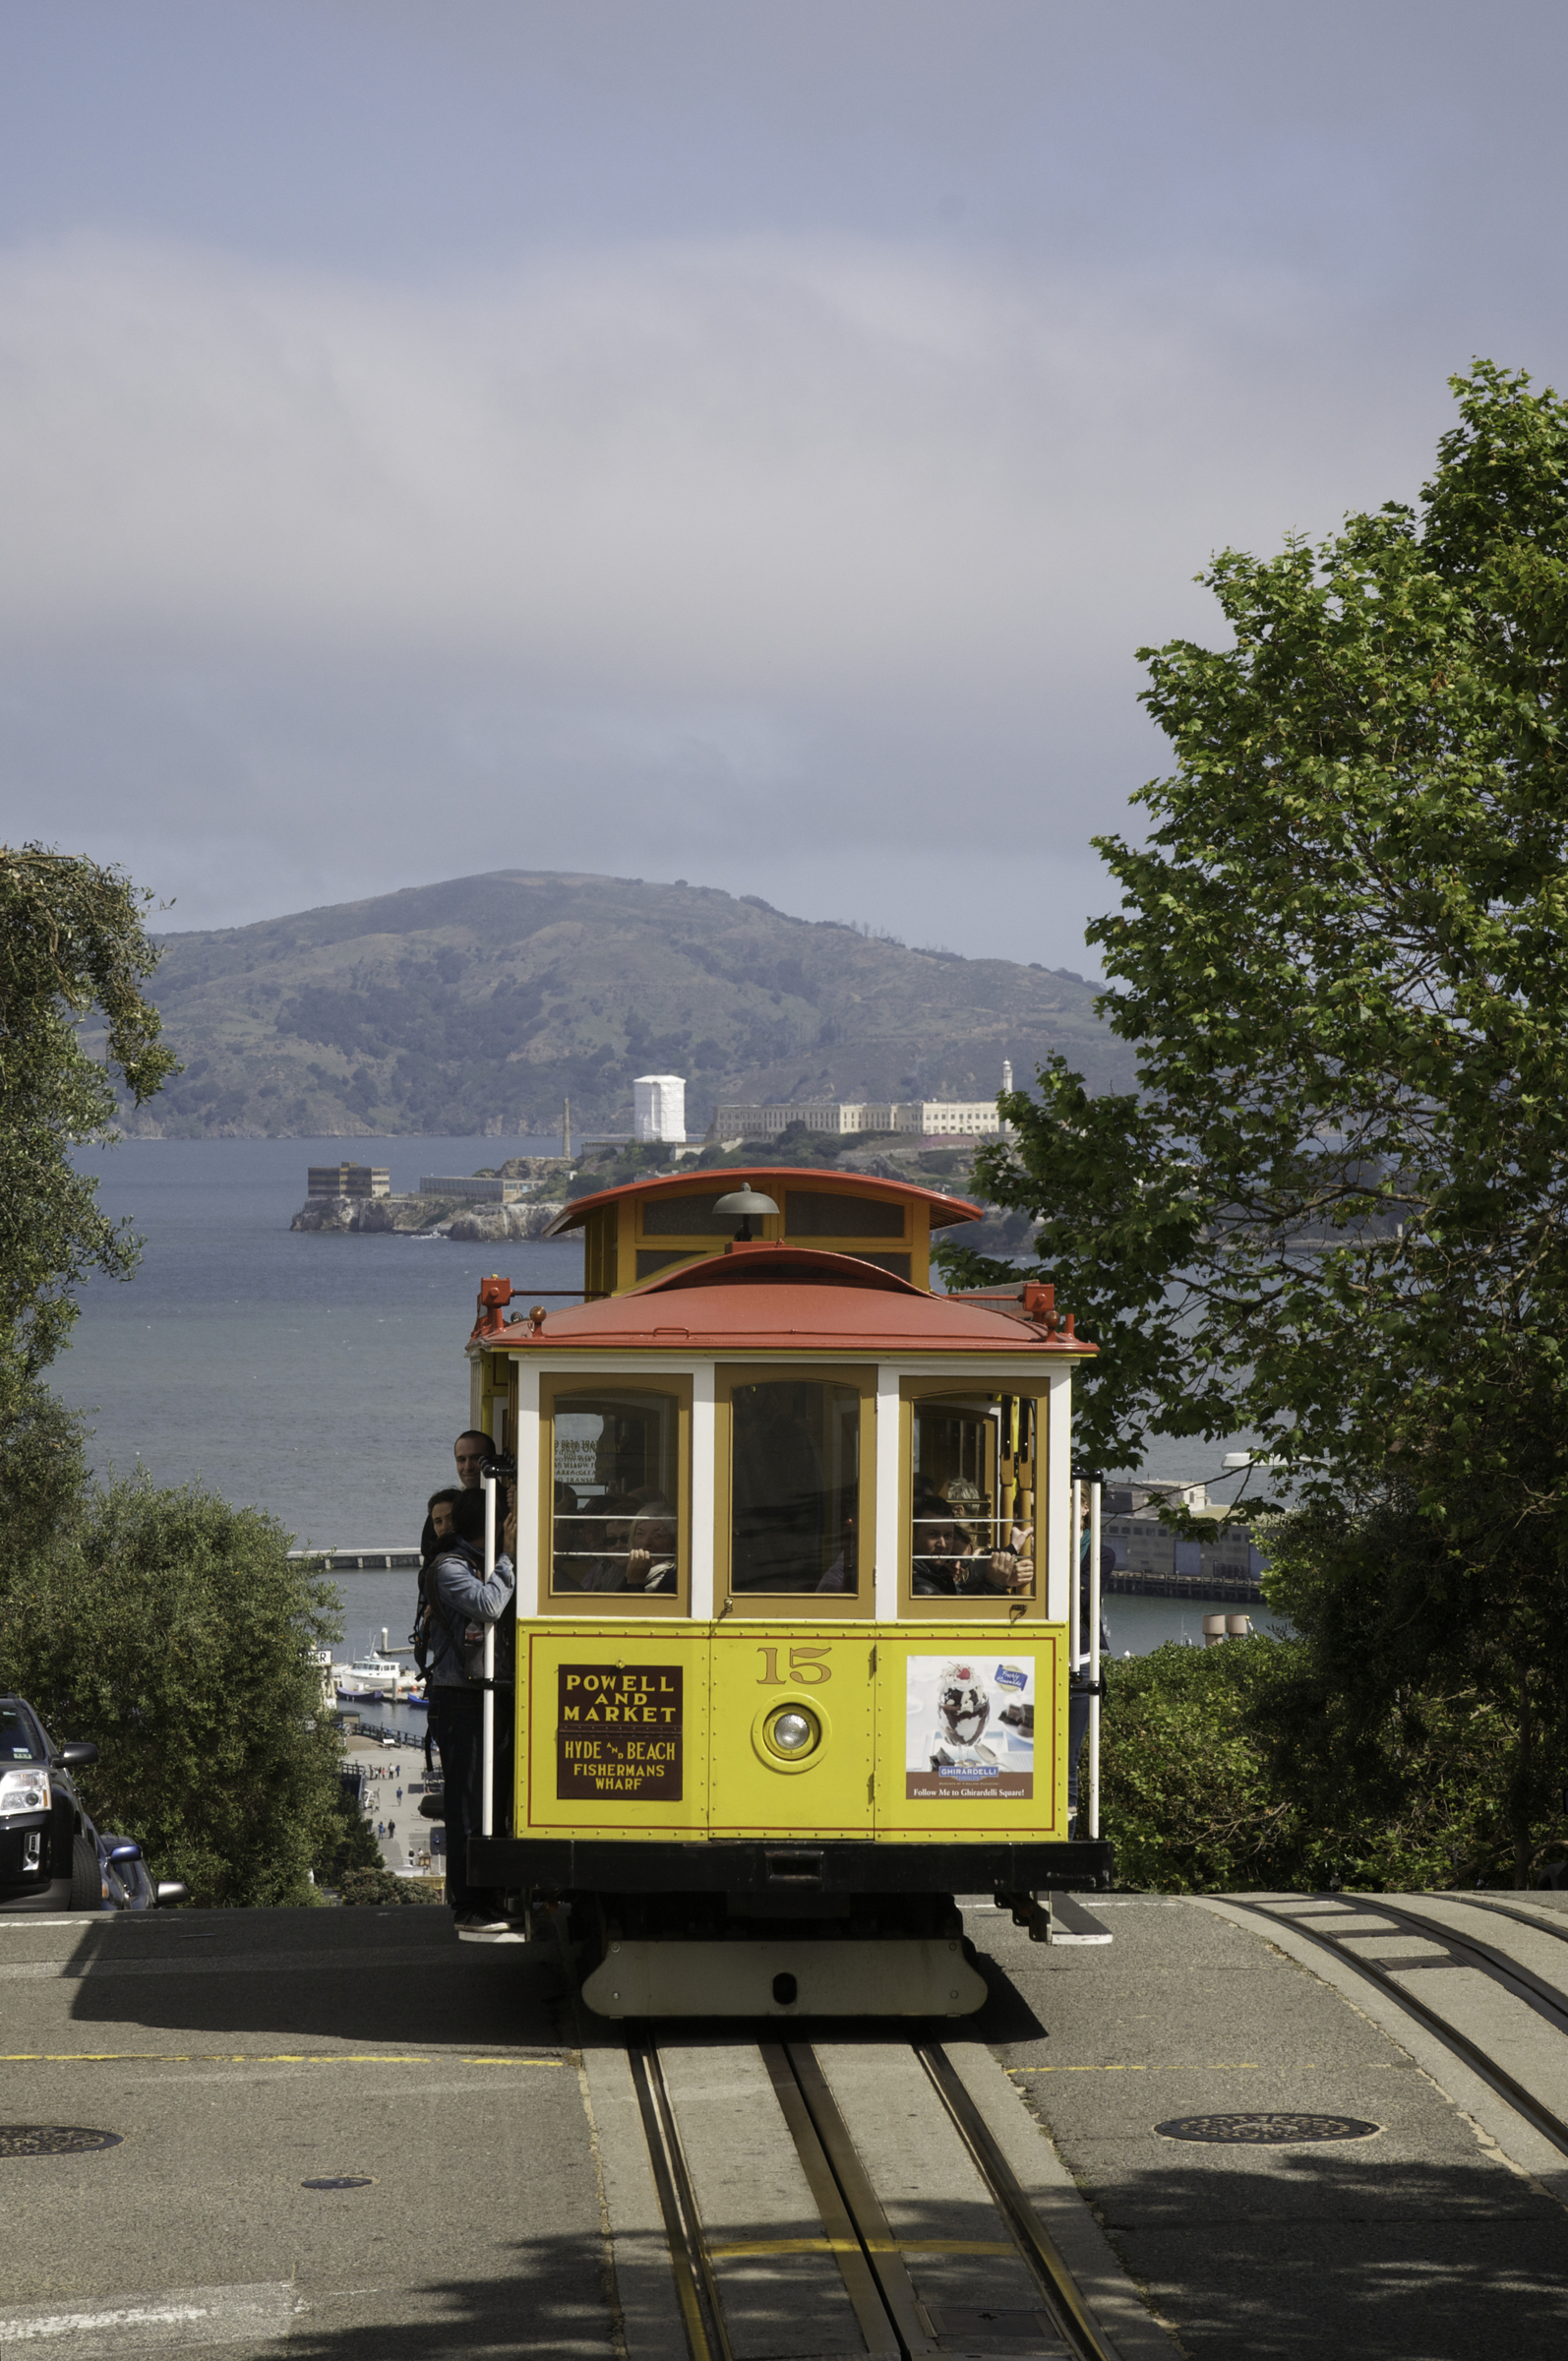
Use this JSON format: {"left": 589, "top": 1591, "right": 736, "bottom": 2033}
{"left": 461, "top": 1166, "right": 1110, "bottom": 2014}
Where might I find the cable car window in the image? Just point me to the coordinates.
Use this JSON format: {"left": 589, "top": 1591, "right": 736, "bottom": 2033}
{"left": 730, "top": 1378, "right": 861, "bottom": 1594}
{"left": 641, "top": 1192, "right": 737, "bottom": 1235}
{"left": 784, "top": 1191, "right": 904, "bottom": 1238}
{"left": 911, "top": 1393, "right": 1037, "bottom": 1601}
{"left": 550, "top": 1391, "right": 682, "bottom": 1597}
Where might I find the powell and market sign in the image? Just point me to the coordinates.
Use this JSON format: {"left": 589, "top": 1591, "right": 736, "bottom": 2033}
{"left": 557, "top": 1664, "right": 683, "bottom": 1800}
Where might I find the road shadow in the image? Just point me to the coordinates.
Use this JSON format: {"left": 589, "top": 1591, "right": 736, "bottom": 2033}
{"left": 283, "top": 2230, "right": 615, "bottom": 2359}
{"left": 59, "top": 1909, "right": 568, "bottom": 2048}
{"left": 967, "top": 1939, "right": 1052, "bottom": 2041}
{"left": 1071, "top": 2149, "right": 1568, "bottom": 2359}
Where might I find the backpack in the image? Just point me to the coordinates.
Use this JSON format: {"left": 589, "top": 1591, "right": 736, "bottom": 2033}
{"left": 410, "top": 1544, "right": 486, "bottom": 1684}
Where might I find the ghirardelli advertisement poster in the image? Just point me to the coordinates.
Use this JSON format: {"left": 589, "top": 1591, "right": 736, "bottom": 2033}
{"left": 557, "top": 1665, "right": 683, "bottom": 1800}
{"left": 905, "top": 1654, "right": 1035, "bottom": 1800}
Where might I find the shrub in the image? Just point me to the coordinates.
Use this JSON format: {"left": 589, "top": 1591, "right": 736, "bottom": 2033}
{"left": 337, "top": 1867, "right": 445, "bottom": 1907}
{"left": 1100, "top": 1638, "right": 1311, "bottom": 1893}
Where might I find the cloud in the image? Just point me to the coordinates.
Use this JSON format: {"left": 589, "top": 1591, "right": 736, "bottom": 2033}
{"left": 0, "top": 228, "right": 1474, "bottom": 949}
{"left": 0, "top": 231, "right": 1445, "bottom": 673}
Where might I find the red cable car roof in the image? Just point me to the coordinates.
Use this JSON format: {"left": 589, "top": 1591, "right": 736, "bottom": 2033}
{"left": 478, "top": 1243, "right": 1091, "bottom": 1357}
{"left": 543, "top": 1165, "right": 984, "bottom": 1238}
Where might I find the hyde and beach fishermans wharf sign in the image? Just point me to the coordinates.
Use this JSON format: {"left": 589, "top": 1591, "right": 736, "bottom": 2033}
{"left": 557, "top": 1665, "right": 683, "bottom": 1800}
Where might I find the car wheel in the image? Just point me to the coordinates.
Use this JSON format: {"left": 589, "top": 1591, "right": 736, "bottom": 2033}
{"left": 69, "top": 1833, "right": 104, "bottom": 1910}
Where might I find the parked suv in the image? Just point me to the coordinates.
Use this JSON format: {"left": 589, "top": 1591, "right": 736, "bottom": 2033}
{"left": 0, "top": 1694, "right": 185, "bottom": 1912}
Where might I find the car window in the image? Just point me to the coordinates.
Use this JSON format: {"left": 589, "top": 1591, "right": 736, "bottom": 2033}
{"left": 0, "top": 1706, "right": 42, "bottom": 1761}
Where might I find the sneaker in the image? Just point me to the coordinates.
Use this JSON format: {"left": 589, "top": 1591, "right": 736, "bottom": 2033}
{"left": 454, "top": 1911, "right": 509, "bottom": 1932}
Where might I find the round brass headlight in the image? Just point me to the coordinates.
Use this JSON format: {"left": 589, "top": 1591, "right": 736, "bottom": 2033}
{"left": 765, "top": 1706, "right": 820, "bottom": 1761}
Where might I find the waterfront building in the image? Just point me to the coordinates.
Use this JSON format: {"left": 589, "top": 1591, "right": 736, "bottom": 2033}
{"left": 417, "top": 1176, "right": 524, "bottom": 1202}
{"left": 1099, "top": 1483, "right": 1266, "bottom": 1602}
{"left": 709, "top": 1096, "right": 1007, "bottom": 1142}
{"left": 633, "top": 1074, "right": 688, "bottom": 1143}
{"left": 307, "top": 1162, "right": 390, "bottom": 1199}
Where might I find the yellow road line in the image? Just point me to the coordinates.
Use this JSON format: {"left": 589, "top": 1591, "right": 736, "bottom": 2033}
{"left": 1007, "top": 2061, "right": 1282, "bottom": 2074}
{"left": 708, "top": 2238, "right": 1016, "bottom": 2259}
{"left": 458, "top": 2056, "right": 563, "bottom": 2066}
{"left": 0, "top": 2051, "right": 561, "bottom": 2067}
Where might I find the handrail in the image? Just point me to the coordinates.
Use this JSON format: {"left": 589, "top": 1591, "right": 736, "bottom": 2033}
{"left": 480, "top": 1472, "right": 497, "bottom": 1839}
{"left": 1088, "top": 1477, "right": 1102, "bottom": 1843}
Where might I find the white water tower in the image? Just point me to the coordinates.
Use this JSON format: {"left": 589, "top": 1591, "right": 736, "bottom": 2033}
{"left": 634, "top": 1074, "right": 687, "bottom": 1144}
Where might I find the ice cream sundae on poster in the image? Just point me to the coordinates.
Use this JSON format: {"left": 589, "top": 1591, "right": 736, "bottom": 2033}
{"left": 905, "top": 1655, "right": 1035, "bottom": 1800}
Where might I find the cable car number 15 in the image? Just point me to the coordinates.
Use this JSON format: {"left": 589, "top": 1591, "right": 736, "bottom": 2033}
{"left": 756, "top": 1646, "right": 832, "bottom": 1686}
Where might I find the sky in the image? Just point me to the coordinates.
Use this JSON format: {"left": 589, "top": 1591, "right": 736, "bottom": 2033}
{"left": 3, "top": 2, "right": 1567, "bottom": 969}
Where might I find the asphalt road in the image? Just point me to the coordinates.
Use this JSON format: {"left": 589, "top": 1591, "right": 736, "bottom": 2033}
{"left": 0, "top": 1907, "right": 610, "bottom": 2359}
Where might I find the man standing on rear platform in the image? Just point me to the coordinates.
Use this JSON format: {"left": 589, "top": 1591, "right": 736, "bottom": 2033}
{"left": 426, "top": 1484, "right": 515, "bottom": 1929}
{"left": 418, "top": 1428, "right": 492, "bottom": 1560}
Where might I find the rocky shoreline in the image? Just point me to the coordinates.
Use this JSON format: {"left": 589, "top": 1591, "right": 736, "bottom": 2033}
{"left": 291, "top": 1195, "right": 567, "bottom": 1241}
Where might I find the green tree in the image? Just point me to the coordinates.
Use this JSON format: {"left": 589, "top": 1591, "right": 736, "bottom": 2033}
{"left": 1260, "top": 1489, "right": 1568, "bottom": 1889}
{"left": 940, "top": 364, "right": 1568, "bottom": 1883}
{"left": 337, "top": 1866, "right": 445, "bottom": 1907}
{"left": 319, "top": 1775, "right": 384, "bottom": 1888}
{"left": 0, "top": 847, "right": 175, "bottom": 1419}
{"left": 0, "top": 1477, "right": 344, "bottom": 1907}
{"left": 1099, "top": 1638, "right": 1309, "bottom": 1892}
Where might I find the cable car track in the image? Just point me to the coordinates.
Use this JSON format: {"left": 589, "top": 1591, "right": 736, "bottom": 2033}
{"left": 1436, "top": 1891, "right": 1568, "bottom": 1950}
{"left": 1222, "top": 1895, "right": 1568, "bottom": 2165}
{"left": 627, "top": 2025, "right": 1118, "bottom": 2361}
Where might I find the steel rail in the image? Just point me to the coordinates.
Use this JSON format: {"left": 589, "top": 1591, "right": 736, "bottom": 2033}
{"left": 917, "top": 2040, "right": 1120, "bottom": 2361}
{"left": 1222, "top": 1897, "right": 1568, "bottom": 2165}
{"left": 625, "top": 2027, "right": 731, "bottom": 2361}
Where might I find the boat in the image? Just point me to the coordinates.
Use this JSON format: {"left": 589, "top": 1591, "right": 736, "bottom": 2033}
{"left": 333, "top": 1650, "right": 423, "bottom": 1701}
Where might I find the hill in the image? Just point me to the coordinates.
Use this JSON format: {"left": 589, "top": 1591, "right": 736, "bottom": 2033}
{"left": 121, "top": 871, "right": 1129, "bottom": 1138}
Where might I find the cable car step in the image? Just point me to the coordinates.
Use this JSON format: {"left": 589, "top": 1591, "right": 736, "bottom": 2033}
{"left": 1046, "top": 1893, "right": 1113, "bottom": 1945}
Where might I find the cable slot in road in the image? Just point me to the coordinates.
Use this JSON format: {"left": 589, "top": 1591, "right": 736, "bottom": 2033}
{"left": 628, "top": 2026, "right": 1120, "bottom": 2361}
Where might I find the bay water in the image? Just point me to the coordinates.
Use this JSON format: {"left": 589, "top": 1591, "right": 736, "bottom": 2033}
{"left": 59, "top": 1135, "right": 1272, "bottom": 1657}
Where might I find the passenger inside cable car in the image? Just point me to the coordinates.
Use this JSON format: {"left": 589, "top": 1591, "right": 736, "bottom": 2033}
{"left": 909, "top": 1389, "right": 1038, "bottom": 1596}
{"left": 910, "top": 1488, "right": 1035, "bottom": 1596}
{"left": 550, "top": 1392, "right": 684, "bottom": 1593}
{"left": 626, "top": 1505, "right": 679, "bottom": 1594}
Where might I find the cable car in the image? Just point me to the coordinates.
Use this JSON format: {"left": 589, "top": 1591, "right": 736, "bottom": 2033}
{"left": 459, "top": 1163, "right": 1112, "bottom": 2015}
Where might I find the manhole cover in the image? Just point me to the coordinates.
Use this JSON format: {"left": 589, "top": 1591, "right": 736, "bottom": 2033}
{"left": 0, "top": 2125, "right": 124, "bottom": 2157}
{"left": 1156, "top": 2112, "right": 1380, "bottom": 2146}
{"left": 302, "top": 2175, "right": 377, "bottom": 2190}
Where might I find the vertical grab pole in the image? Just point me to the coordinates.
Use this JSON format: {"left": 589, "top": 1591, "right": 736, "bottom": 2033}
{"left": 481, "top": 1470, "right": 496, "bottom": 1839}
{"left": 1088, "top": 1476, "right": 1103, "bottom": 1843}
{"left": 1069, "top": 1475, "right": 1082, "bottom": 1671}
